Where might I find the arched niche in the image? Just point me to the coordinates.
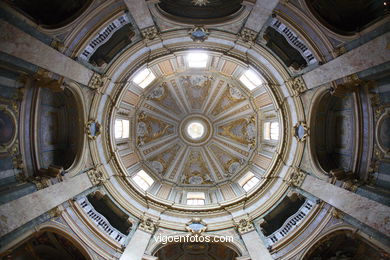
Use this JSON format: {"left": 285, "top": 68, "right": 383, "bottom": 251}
{"left": 35, "top": 86, "right": 84, "bottom": 177}
{"left": 1, "top": 228, "right": 92, "bottom": 260}
{"left": 302, "top": 229, "right": 388, "bottom": 259}
{"left": 305, "top": 0, "right": 388, "bottom": 36}
{"left": 310, "top": 89, "right": 356, "bottom": 174}
{"left": 5, "top": 0, "right": 93, "bottom": 29}
{"left": 154, "top": 242, "right": 239, "bottom": 260}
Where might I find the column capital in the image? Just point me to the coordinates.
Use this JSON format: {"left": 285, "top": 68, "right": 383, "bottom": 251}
{"left": 141, "top": 26, "right": 160, "bottom": 41}
{"left": 88, "top": 73, "right": 104, "bottom": 90}
{"left": 286, "top": 168, "right": 306, "bottom": 187}
{"left": 235, "top": 217, "right": 255, "bottom": 235}
{"left": 139, "top": 217, "right": 158, "bottom": 234}
{"left": 87, "top": 169, "right": 107, "bottom": 186}
{"left": 286, "top": 76, "right": 307, "bottom": 97}
{"left": 239, "top": 27, "right": 258, "bottom": 43}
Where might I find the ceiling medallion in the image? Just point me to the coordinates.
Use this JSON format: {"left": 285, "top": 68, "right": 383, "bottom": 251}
{"left": 191, "top": 0, "right": 209, "bottom": 7}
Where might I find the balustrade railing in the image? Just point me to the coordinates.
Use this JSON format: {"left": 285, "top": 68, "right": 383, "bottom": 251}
{"left": 79, "top": 14, "right": 130, "bottom": 62}
{"left": 266, "top": 199, "right": 315, "bottom": 245}
{"left": 77, "top": 197, "right": 126, "bottom": 245}
{"left": 271, "top": 18, "right": 317, "bottom": 66}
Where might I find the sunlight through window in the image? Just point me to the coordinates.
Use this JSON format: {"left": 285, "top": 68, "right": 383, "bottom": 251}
{"left": 239, "top": 69, "right": 263, "bottom": 90}
{"left": 187, "top": 52, "right": 208, "bottom": 68}
{"left": 132, "top": 68, "right": 156, "bottom": 88}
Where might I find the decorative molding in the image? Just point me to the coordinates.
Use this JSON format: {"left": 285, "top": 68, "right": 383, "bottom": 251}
{"left": 141, "top": 26, "right": 159, "bottom": 40}
{"left": 86, "top": 120, "right": 101, "bottom": 140}
{"left": 288, "top": 76, "right": 306, "bottom": 97}
{"left": 235, "top": 218, "right": 255, "bottom": 234}
{"left": 331, "top": 207, "right": 344, "bottom": 219}
{"left": 139, "top": 217, "right": 157, "bottom": 234}
{"left": 31, "top": 177, "right": 50, "bottom": 190}
{"left": 87, "top": 169, "right": 107, "bottom": 186}
{"left": 287, "top": 168, "right": 306, "bottom": 187}
{"left": 88, "top": 73, "right": 104, "bottom": 89}
{"left": 188, "top": 26, "right": 209, "bottom": 42}
{"left": 239, "top": 27, "right": 258, "bottom": 42}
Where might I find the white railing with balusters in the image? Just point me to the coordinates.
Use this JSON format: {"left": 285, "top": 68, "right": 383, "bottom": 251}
{"left": 266, "top": 199, "right": 315, "bottom": 245}
{"left": 270, "top": 18, "right": 317, "bottom": 66}
{"left": 77, "top": 197, "right": 126, "bottom": 245}
{"left": 79, "top": 14, "right": 130, "bottom": 62}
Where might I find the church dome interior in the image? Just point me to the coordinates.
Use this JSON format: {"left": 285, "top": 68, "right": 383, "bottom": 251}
{"left": 0, "top": 0, "right": 389, "bottom": 259}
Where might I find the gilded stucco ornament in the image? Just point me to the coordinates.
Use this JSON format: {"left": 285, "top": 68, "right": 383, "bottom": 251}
{"left": 239, "top": 28, "right": 258, "bottom": 42}
{"left": 289, "top": 76, "right": 306, "bottom": 97}
{"left": 141, "top": 26, "right": 159, "bottom": 40}
{"left": 186, "top": 218, "right": 207, "bottom": 234}
{"left": 88, "top": 73, "right": 104, "bottom": 89}
{"left": 188, "top": 26, "right": 209, "bottom": 42}
{"left": 287, "top": 168, "right": 306, "bottom": 187}
{"left": 87, "top": 169, "right": 107, "bottom": 186}
{"left": 139, "top": 217, "right": 157, "bottom": 234}
{"left": 86, "top": 120, "right": 101, "bottom": 140}
{"left": 293, "top": 122, "right": 308, "bottom": 142}
{"left": 236, "top": 218, "right": 255, "bottom": 234}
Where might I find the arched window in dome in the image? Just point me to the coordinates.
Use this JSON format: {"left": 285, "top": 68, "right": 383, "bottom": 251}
{"left": 186, "top": 192, "right": 205, "bottom": 205}
{"left": 264, "top": 121, "right": 279, "bottom": 141}
{"left": 238, "top": 171, "right": 260, "bottom": 192}
{"left": 239, "top": 69, "right": 263, "bottom": 90}
{"left": 132, "top": 170, "right": 154, "bottom": 191}
{"left": 115, "top": 119, "right": 130, "bottom": 139}
{"left": 132, "top": 68, "right": 156, "bottom": 89}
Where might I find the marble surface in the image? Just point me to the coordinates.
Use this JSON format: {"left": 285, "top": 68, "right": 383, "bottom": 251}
{"left": 303, "top": 32, "right": 390, "bottom": 89}
{"left": 245, "top": 0, "right": 279, "bottom": 32}
{"left": 0, "top": 173, "right": 92, "bottom": 237}
{"left": 0, "top": 21, "right": 94, "bottom": 86}
{"left": 124, "top": 0, "right": 154, "bottom": 29}
{"left": 120, "top": 228, "right": 152, "bottom": 260}
{"left": 242, "top": 230, "right": 273, "bottom": 260}
{"left": 302, "top": 175, "right": 390, "bottom": 236}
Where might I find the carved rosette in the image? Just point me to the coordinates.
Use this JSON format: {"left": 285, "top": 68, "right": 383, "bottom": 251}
{"left": 139, "top": 217, "right": 157, "bottom": 234}
{"left": 240, "top": 28, "right": 258, "bottom": 43}
{"left": 236, "top": 218, "right": 255, "bottom": 234}
{"left": 87, "top": 169, "right": 107, "bottom": 186}
{"left": 141, "top": 26, "right": 159, "bottom": 40}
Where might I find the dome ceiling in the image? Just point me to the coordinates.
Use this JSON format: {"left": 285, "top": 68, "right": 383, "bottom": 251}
{"left": 157, "top": 0, "right": 243, "bottom": 20}
{"left": 135, "top": 72, "right": 257, "bottom": 187}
